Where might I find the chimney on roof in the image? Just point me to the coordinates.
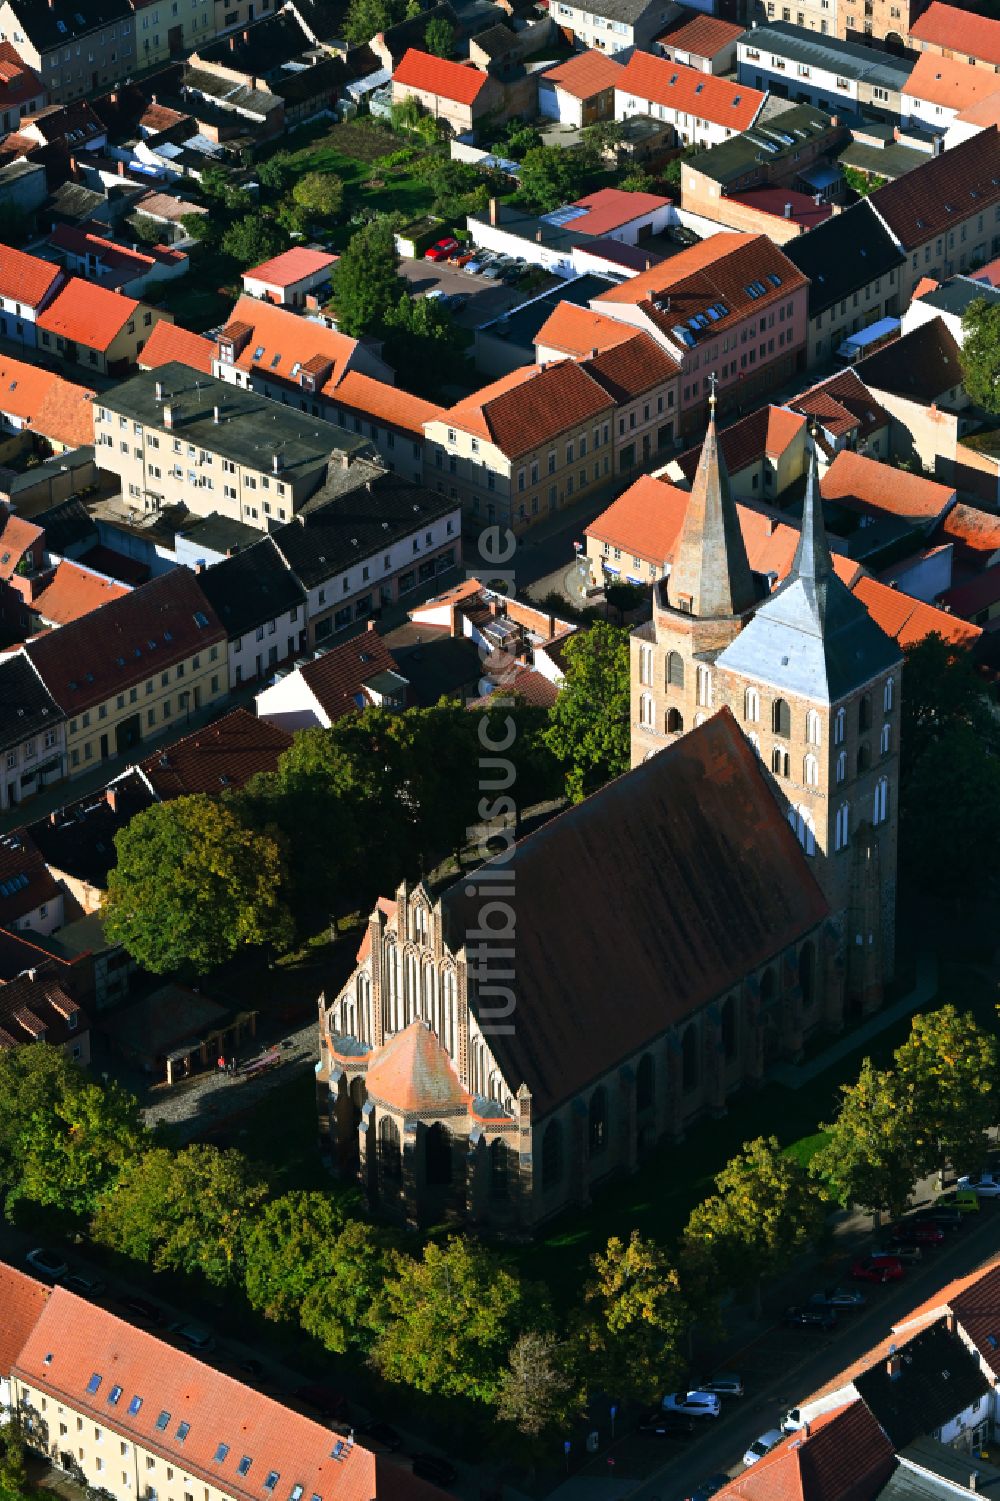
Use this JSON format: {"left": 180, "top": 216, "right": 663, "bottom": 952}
{"left": 802, "top": 1421, "right": 810, "bottom": 1438}
{"left": 272, "top": 452, "right": 282, "bottom": 473}
{"left": 163, "top": 402, "right": 176, "bottom": 429}
{"left": 367, "top": 619, "right": 377, "bottom": 632}
{"left": 489, "top": 195, "right": 499, "bottom": 226}
{"left": 152, "top": 94, "right": 158, "bottom": 105}
{"left": 590, "top": 346, "right": 597, "bottom": 358}
{"left": 106, "top": 787, "right": 118, "bottom": 813}
{"left": 971, "top": 1475, "right": 980, "bottom": 1494}
{"left": 194, "top": 559, "right": 205, "bottom": 574}
{"left": 830, "top": 114, "right": 839, "bottom": 126}
{"left": 947, "top": 1312, "right": 957, "bottom": 1335}
{"left": 155, "top": 380, "right": 164, "bottom": 401}
{"left": 213, "top": 404, "right": 221, "bottom": 423}
{"left": 536, "top": 228, "right": 543, "bottom": 243}
{"left": 784, "top": 201, "right": 792, "bottom": 218}
{"left": 887, "top": 1352, "right": 902, "bottom": 1381}
{"left": 117, "top": 158, "right": 125, "bottom": 176}
{"left": 229, "top": 33, "right": 237, "bottom": 49}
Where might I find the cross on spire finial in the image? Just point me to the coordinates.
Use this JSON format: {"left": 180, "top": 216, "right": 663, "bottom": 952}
{"left": 708, "top": 371, "right": 718, "bottom": 410}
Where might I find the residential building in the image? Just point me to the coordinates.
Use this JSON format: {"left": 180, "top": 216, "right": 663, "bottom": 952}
{"left": 0, "top": 244, "right": 62, "bottom": 348}
{"left": 318, "top": 709, "right": 831, "bottom": 1230}
{"left": 851, "top": 572, "right": 981, "bottom": 650}
{"left": 467, "top": 192, "right": 673, "bottom": 278}
{"left": 591, "top": 231, "right": 809, "bottom": 434}
{"left": 784, "top": 200, "right": 904, "bottom": 365}
{"left": 47, "top": 225, "right": 189, "bottom": 298}
{"left": 822, "top": 447, "right": 957, "bottom": 533}
{"left": 680, "top": 103, "right": 842, "bottom": 223}
{"left": 788, "top": 367, "right": 891, "bottom": 459}
{"left": 902, "top": 52, "right": 1000, "bottom": 135}
{"left": 869, "top": 129, "right": 1000, "bottom": 302}
{"left": 407, "top": 578, "right": 578, "bottom": 691}
{"left": 213, "top": 295, "right": 394, "bottom": 404}
{"left": 665, "top": 401, "right": 807, "bottom": 499}
{"left": 36, "top": 279, "right": 172, "bottom": 377}
{"left": 138, "top": 319, "right": 215, "bottom": 376}
{"left": 655, "top": 12, "right": 746, "bottom": 73}
{"left": 327, "top": 373, "right": 443, "bottom": 487}
{"left": 0, "top": 0, "right": 137, "bottom": 105}
{"left": 0, "top": 653, "right": 64, "bottom": 812}
{"left": 0, "top": 831, "right": 64, "bottom": 935}
{"left": 93, "top": 361, "right": 374, "bottom": 529}
{"left": 18, "top": 97, "right": 106, "bottom": 152}
{"left": 241, "top": 247, "right": 338, "bottom": 309}
{"left": 537, "top": 49, "right": 625, "bottom": 126}
{"left": 0, "top": 355, "right": 95, "bottom": 453}
{"left": 423, "top": 360, "right": 615, "bottom": 532}
{"left": 548, "top": 0, "right": 678, "bottom": 56}
{"left": 137, "top": 707, "right": 291, "bottom": 798}
{"left": 738, "top": 24, "right": 913, "bottom": 119}
{"left": 133, "top": 0, "right": 218, "bottom": 67}
{"left": 534, "top": 299, "right": 646, "bottom": 363}
{"left": 615, "top": 51, "right": 766, "bottom": 149}
{"left": 25, "top": 560, "right": 131, "bottom": 632}
{"left": 256, "top": 625, "right": 409, "bottom": 731}
{"left": 580, "top": 330, "right": 682, "bottom": 466}
{"left": 903, "top": 272, "right": 1000, "bottom": 347}
{"left": 839, "top": 0, "right": 921, "bottom": 44}
{"left": 22, "top": 568, "right": 228, "bottom": 780}
{"left": 270, "top": 464, "right": 461, "bottom": 647}
{"left": 908, "top": 2, "right": 1000, "bottom": 71}
{"left": 856, "top": 316, "right": 971, "bottom": 476}
{"left": 0, "top": 970, "right": 88, "bottom": 1063}
{"left": 391, "top": 48, "right": 504, "bottom": 135}
{"left": 131, "top": 189, "right": 208, "bottom": 243}
{"left": 194, "top": 536, "right": 306, "bottom": 686}
{"left": 713, "top": 1402, "right": 894, "bottom": 1501}
{"left": 0, "top": 42, "right": 45, "bottom": 134}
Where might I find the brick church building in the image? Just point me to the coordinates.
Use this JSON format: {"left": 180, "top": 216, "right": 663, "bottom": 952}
{"left": 316, "top": 402, "right": 902, "bottom": 1234}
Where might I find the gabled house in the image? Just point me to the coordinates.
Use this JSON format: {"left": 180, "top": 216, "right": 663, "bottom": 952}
{"left": 137, "top": 708, "right": 292, "bottom": 798}
{"left": 327, "top": 372, "right": 443, "bottom": 486}
{"left": 655, "top": 12, "right": 746, "bottom": 74}
{"left": 0, "top": 830, "right": 63, "bottom": 936}
{"left": 909, "top": 3, "right": 1000, "bottom": 71}
{"left": 538, "top": 50, "right": 624, "bottom": 126}
{"left": 788, "top": 368, "right": 891, "bottom": 461}
{"left": 36, "top": 278, "right": 172, "bottom": 377}
{"left": 0, "top": 244, "right": 62, "bottom": 348}
{"left": 241, "top": 247, "right": 338, "bottom": 309}
{"left": 549, "top": 0, "right": 678, "bottom": 56}
{"left": 783, "top": 200, "right": 905, "bottom": 366}
{"left": 615, "top": 51, "right": 765, "bottom": 149}
{"left": 0, "top": 354, "right": 95, "bottom": 454}
{"left": 194, "top": 536, "right": 306, "bottom": 687}
{"left": 0, "top": 42, "right": 46, "bottom": 135}
{"left": 48, "top": 225, "right": 188, "bottom": 298}
{"left": 256, "top": 625, "right": 409, "bottom": 732}
{"left": 213, "top": 294, "right": 393, "bottom": 404}
{"left": 0, "top": 653, "right": 64, "bottom": 812}
{"left": 391, "top": 48, "right": 503, "bottom": 135}
{"left": 0, "top": 1, "right": 138, "bottom": 106}
{"left": 0, "top": 969, "right": 88, "bottom": 1063}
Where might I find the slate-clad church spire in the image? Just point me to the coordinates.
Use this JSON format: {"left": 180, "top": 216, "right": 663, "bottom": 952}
{"left": 667, "top": 379, "right": 756, "bottom": 620}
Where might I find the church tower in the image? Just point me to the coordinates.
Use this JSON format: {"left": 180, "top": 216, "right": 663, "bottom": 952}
{"left": 630, "top": 391, "right": 761, "bottom": 766}
{"left": 714, "top": 441, "right": 903, "bottom": 1002}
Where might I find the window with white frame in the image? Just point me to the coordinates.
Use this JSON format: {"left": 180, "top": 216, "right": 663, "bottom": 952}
{"left": 696, "top": 664, "right": 713, "bottom": 708}
{"left": 834, "top": 706, "right": 845, "bottom": 744}
{"left": 835, "top": 802, "right": 849, "bottom": 850}
{"left": 639, "top": 692, "right": 654, "bottom": 727}
{"left": 883, "top": 676, "right": 894, "bottom": 712}
{"left": 803, "top": 753, "right": 819, "bottom": 787}
{"left": 744, "top": 686, "right": 759, "bottom": 722}
{"left": 639, "top": 644, "right": 653, "bottom": 686}
{"left": 788, "top": 805, "right": 816, "bottom": 855}
{"left": 873, "top": 776, "right": 889, "bottom": 825}
{"left": 805, "top": 708, "right": 821, "bottom": 746}
{"left": 836, "top": 750, "right": 847, "bottom": 784}
{"left": 880, "top": 722, "right": 891, "bottom": 755}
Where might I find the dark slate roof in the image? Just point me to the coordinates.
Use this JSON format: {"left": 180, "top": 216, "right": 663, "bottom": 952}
{"left": 871, "top": 126, "right": 1000, "bottom": 250}
{"left": 139, "top": 708, "right": 291, "bottom": 797}
{"left": 8, "top": 0, "right": 132, "bottom": 52}
{"left": 854, "top": 1321, "right": 990, "bottom": 1449}
{"left": 30, "top": 497, "right": 98, "bottom": 557}
{"left": 195, "top": 12, "right": 314, "bottom": 74}
{"left": 176, "top": 512, "right": 262, "bottom": 559}
{"left": 27, "top": 771, "right": 153, "bottom": 888}
{"left": 784, "top": 201, "right": 905, "bottom": 319}
{"left": 441, "top": 707, "right": 828, "bottom": 1113}
{"left": 857, "top": 317, "right": 964, "bottom": 403}
{"left": 389, "top": 633, "right": 483, "bottom": 705}
{"left": 0, "top": 655, "right": 63, "bottom": 754}
{"left": 687, "top": 104, "right": 837, "bottom": 187}
{"left": 272, "top": 469, "right": 457, "bottom": 589}
{"left": 918, "top": 274, "right": 1000, "bottom": 319}
{"left": 379, "top": 3, "right": 459, "bottom": 63}
{"left": 195, "top": 537, "right": 305, "bottom": 639}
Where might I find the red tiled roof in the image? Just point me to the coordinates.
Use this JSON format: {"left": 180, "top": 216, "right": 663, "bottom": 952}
{"left": 140, "top": 708, "right": 292, "bottom": 797}
{"left": 355, "top": 896, "right": 398, "bottom": 965}
{"left": 715, "top": 1400, "right": 894, "bottom": 1501}
{"left": 139, "top": 319, "right": 215, "bottom": 376}
{"left": 24, "top": 569, "right": 225, "bottom": 713}
{"left": 910, "top": 1, "right": 1000, "bottom": 67}
{"left": 139, "top": 101, "right": 190, "bottom": 133}
{"left": 937, "top": 501, "right": 1000, "bottom": 569}
{"left": 0, "top": 1265, "right": 48, "bottom": 1377}
{"left": 675, "top": 404, "right": 805, "bottom": 482}
{"left": 331, "top": 370, "right": 443, "bottom": 439}
{"left": 36, "top": 278, "right": 143, "bottom": 352}
{"left": 364, "top": 1020, "right": 472, "bottom": 1112}
{"left": 0, "top": 43, "right": 43, "bottom": 110}
{"left": 851, "top": 574, "right": 982, "bottom": 649}
{"left": 904, "top": 51, "right": 1000, "bottom": 112}
{"left": 12, "top": 1288, "right": 434, "bottom": 1501}
{"left": 393, "top": 47, "right": 489, "bottom": 105}
{"left": 728, "top": 186, "right": 833, "bottom": 230}
{"left": 895, "top": 1258, "right": 1000, "bottom": 1371}
{"left": 657, "top": 10, "right": 746, "bottom": 56}
{"left": 822, "top": 449, "right": 956, "bottom": 526}
{"left": 134, "top": 191, "right": 206, "bottom": 223}
{"left": 0, "top": 354, "right": 95, "bottom": 449}
{"left": 223, "top": 295, "right": 362, "bottom": 390}
{"left": 616, "top": 51, "right": 764, "bottom": 131}
{"left": 790, "top": 369, "right": 890, "bottom": 442}
{"left": 32, "top": 561, "right": 131, "bottom": 627}
{"left": 871, "top": 128, "right": 1000, "bottom": 250}
{"left": 49, "top": 225, "right": 186, "bottom": 284}
{"left": 571, "top": 186, "right": 671, "bottom": 236}
{"left": 298, "top": 629, "right": 405, "bottom": 723}
{"left": 244, "top": 247, "right": 338, "bottom": 288}
{"left": 0, "top": 511, "right": 43, "bottom": 579}
{"left": 540, "top": 49, "right": 625, "bottom": 99}
{"left": 470, "top": 657, "right": 560, "bottom": 708}
{"left": 0, "top": 244, "right": 62, "bottom": 309}
{"left": 581, "top": 330, "right": 680, "bottom": 402}
{"left": 444, "top": 361, "right": 612, "bottom": 457}
{"left": 0, "top": 971, "right": 86, "bottom": 1051}
{"left": 0, "top": 833, "right": 61, "bottom": 929}
{"left": 956, "top": 89, "right": 1000, "bottom": 126}
{"left": 534, "top": 300, "right": 638, "bottom": 357}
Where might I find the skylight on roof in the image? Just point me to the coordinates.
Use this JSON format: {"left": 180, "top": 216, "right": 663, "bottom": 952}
{"left": 253, "top": 345, "right": 265, "bottom": 360}
{"left": 290, "top": 1487, "right": 304, "bottom": 1500}
{"left": 155, "top": 1412, "right": 170, "bottom": 1432}
{"left": 128, "top": 1397, "right": 142, "bottom": 1416}
{"left": 108, "top": 1386, "right": 123, "bottom": 1406}
{"left": 176, "top": 1422, "right": 190, "bottom": 1442}
{"left": 264, "top": 1473, "right": 280, "bottom": 1492}
{"left": 270, "top": 354, "right": 281, "bottom": 368}
{"left": 214, "top": 1445, "right": 230, "bottom": 1464}
{"left": 238, "top": 1458, "right": 253, "bottom": 1477}
{"left": 86, "top": 1374, "right": 102, "bottom": 1394}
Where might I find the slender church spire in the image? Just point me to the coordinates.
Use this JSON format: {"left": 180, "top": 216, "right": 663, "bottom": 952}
{"left": 668, "top": 376, "right": 756, "bottom": 619}
{"left": 791, "top": 432, "right": 833, "bottom": 586}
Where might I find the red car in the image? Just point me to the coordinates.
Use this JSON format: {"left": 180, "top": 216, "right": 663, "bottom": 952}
{"left": 852, "top": 1256, "right": 904, "bottom": 1283}
{"left": 888, "top": 1220, "right": 945, "bottom": 1246}
{"left": 425, "top": 237, "right": 459, "bottom": 262}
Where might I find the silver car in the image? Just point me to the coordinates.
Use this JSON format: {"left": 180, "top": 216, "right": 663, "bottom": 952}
{"left": 702, "top": 1372, "right": 744, "bottom": 1397}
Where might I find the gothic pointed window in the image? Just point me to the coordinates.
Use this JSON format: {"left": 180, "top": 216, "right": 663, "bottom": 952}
{"left": 836, "top": 750, "right": 847, "bottom": 784}
{"left": 681, "top": 1025, "right": 699, "bottom": 1092}
{"left": 667, "top": 707, "right": 684, "bottom": 733}
{"left": 772, "top": 698, "right": 791, "bottom": 737}
{"left": 772, "top": 745, "right": 790, "bottom": 778}
{"left": 696, "top": 664, "right": 713, "bottom": 707}
{"left": 639, "top": 643, "right": 653, "bottom": 685}
{"left": 588, "top": 1088, "right": 608, "bottom": 1156}
{"left": 489, "top": 1138, "right": 509, "bottom": 1200}
{"left": 834, "top": 706, "right": 846, "bottom": 744}
{"left": 873, "top": 776, "right": 889, "bottom": 826}
{"left": 803, "top": 752, "right": 819, "bottom": 787}
{"left": 745, "top": 686, "right": 760, "bottom": 723}
{"left": 883, "top": 676, "right": 894, "bottom": 712}
{"left": 880, "top": 722, "right": 891, "bottom": 756}
{"left": 789, "top": 804, "right": 816, "bottom": 855}
{"left": 378, "top": 1116, "right": 401, "bottom": 1182}
{"left": 639, "top": 692, "right": 654, "bottom": 727}
{"left": 835, "top": 802, "right": 850, "bottom": 850}
{"left": 721, "top": 995, "right": 738, "bottom": 1060}
{"left": 636, "top": 1053, "right": 655, "bottom": 1112}
{"left": 857, "top": 742, "right": 871, "bottom": 775}
{"left": 805, "top": 708, "right": 821, "bottom": 746}
{"left": 666, "top": 651, "right": 684, "bottom": 687}
{"left": 858, "top": 692, "right": 872, "bottom": 732}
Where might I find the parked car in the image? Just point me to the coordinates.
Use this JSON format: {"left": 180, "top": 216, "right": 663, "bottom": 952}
{"left": 449, "top": 249, "right": 476, "bottom": 267}
{"left": 637, "top": 1407, "right": 696, "bottom": 1438}
{"left": 671, "top": 225, "right": 700, "bottom": 247}
{"left": 482, "top": 257, "right": 513, "bottom": 280}
{"left": 743, "top": 1430, "right": 783, "bottom": 1468}
{"left": 702, "top": 1372, "right": 744, "bottom": 1397}
{"left": 169, "top": 1321, "right": 215, "bottom": 1352}
{"left": 411, "top": 1455, "right": 457, "bottom": 1486}
{"left": 63, "top": 1272, "right": 106, "bottom": 1298}
{"left": 446, "top": 293, "right": 469, "bottom": 312}
{"left": 117, "top": 1294, "right": 163, "bottom": 1325}
{"left": 25, "top": 1248, "right": 69, "bottom": 1282}
{"left": 876, "top": 1243, "right": 922, "bottom": 1265}
{"left": 852, "top": 1256, "right": 904, "bottom": 1282}
{"left": 464, "top": 252, "right": 495, "bottom": 274}
{"left": 808, "top": 1288, "right": 865, "bottom": 1311}
{"left": 661, "top": 1391, "right": 721, "bottom": 1418}
{"left": 294, "top": 1384, "right": 350, "bottom": 1420}
{"left": 957, "top": 1173, "right": 1000, "bottom": 1197}
{"left": 687, "top": 1474, "right": 731, "bottom": 1501}
{"left": 888, "top": 1220, "right": 945, "bottom": 1246}
{"left": 783, "top": 1305, "right": 837, "bottom": 1331}
{"left": 425, "top": 238, "right": 459, "bottom": 262}
{"left": 358, "top": 1422, "right": 402, "bottom": 1452}
{"left": 917, "top": 1204, "right": 965, "bottom": 1229}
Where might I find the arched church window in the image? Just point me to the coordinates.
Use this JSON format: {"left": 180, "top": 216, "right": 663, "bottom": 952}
{"left": 666, "top": 652, "right": 685, "bottom": 688}
{"left": 873, "top": 776, "right": 889, "bottom": 826}
{"left": 490, "top": 1138, "right": 509, "bottom": 1200}
{"left": 858, "top": 692, "right": 872, "bottom": 733}
{"left": 805, "top": 709, "right": 821, "bottom": 746}
{"left": 803, "top": 753, "right": 819, "bottom": 787}
{"left": 639, "top": 692, "right": 654, "bottom": 728}
{"left": 772, "top": 698, "right": 791, "bottom": 737}
{"left": 378, "top": 1116, "right": 401, "bottom": 1181}
{"left": 745, "top": 687, "right": 760, "bottom": 723}
{"left": 667, "top": 707, "right": 684, "bottom": 733}
{"left": 772, "top": 746, "right": 790, "bottom": 778}
{"left": 681, "top": 1025, "right": 699, "bottom": 1092}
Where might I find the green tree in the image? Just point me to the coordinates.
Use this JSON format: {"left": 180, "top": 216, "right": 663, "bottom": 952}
{"left": 580, "top": 119, "right": 623, "bottom": 165}
{"left": 103, "top": 795, "right": 294, "bottom": 976}
{"left": 583, "top": 1230, "right": 690, "bottom": 1400}
{"left": 91, "top": 1145, "right": 269, "bottom": 1286}
{"left": 810, "top": 1058, "right": 917, "bottom": 1225}
{"left": 242, "top": 1191, "right": 350, "bottom": 1321}
{"left": 0, "top": 1419, "right": 28, "bottom": 1501}
{"left": 901, "top": 722, "right": 1000, "bottom": 901}
{"left": 496, "top": 1331, "right": 576, "bottom": 1436}
{"left": 842, "top": 165, "right": 884, "bottom": 196}
{"left": 894, "top": 1005, "right": 998, "bottom": 1177}
{"left": 130, "top": 214, "right": 164, "bottom": 245}
{"left": 291, "top": 171, "right": 344, "bottom": 222}
{"left": 299, "top": 1219, "right": 394, "bottom": 1354}
{"left": 424, "top": 15, "right": 455, "bottom": 55}
{"left": 518, "top": 145, "right": 590, "bottom": 213}
{"left": 962, "top": 295, "right": 1000, "bottom": 412}
{"left": 619, "top": 168, "right": 653, "bottom": 193}
{"left": 257, "top": 150, "right": 296, "bottom": 193}
{"left": 604, "top": 579, "right": 645, "bottom": 621}
{"left": 331, "top": 217, "right": 403, "bottom": 336}
{"left": 663, "top": 156, "right": 683, "bottom": 187}
{"left": 381, "top": 289, "right": 466, "bottom": 399}
{"left": 544, "top": 622, "right": 630, "bottom": 801}
{"left": 180, "top": 211, "right": 218, "bottom": 246}
{"left": 221, "top": 214, "right": 287, "bottom": 268}
{"left": 372, "top": 1237, "right": 537, "bottom": 1404}
{"left": 344, "top": 0, "right": 405, "bottom": 46}
{"left": 683, "top": 1136, "right": 825, "bottom": 1318}
{"left": 899, "top": 633, "right": 991, "bottom": 783}
{"left": 502, "top": 121, "right": 543, "bottom": 161}
{"left": 199, "top": 162, "right": 234, "bottom": 202}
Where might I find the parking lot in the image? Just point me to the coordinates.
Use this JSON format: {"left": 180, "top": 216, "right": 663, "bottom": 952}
{"left": 399, "top": 254, "right": 560, "bottom": 330}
